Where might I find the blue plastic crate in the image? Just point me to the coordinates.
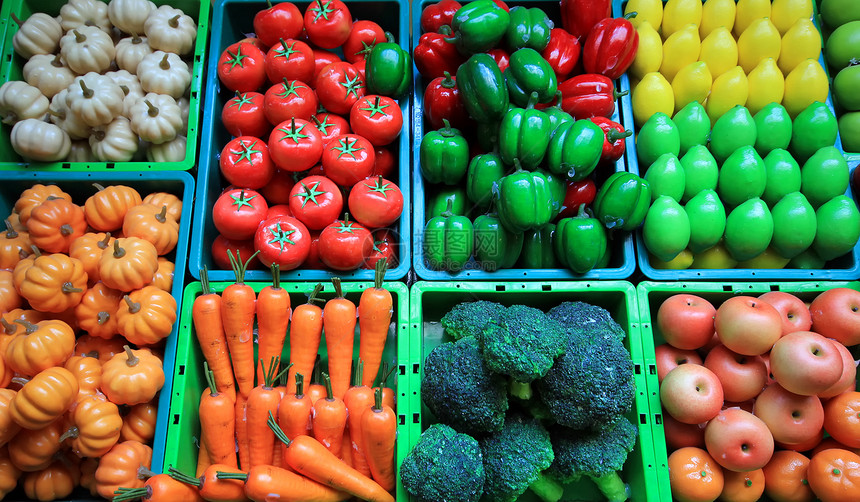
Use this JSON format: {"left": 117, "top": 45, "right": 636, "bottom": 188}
{"left": 412, "top": 0, "right": 635, "bottom": 281}
{"left": 0, "top": 170, "right": 194, "bottom": 478}
{"left": 190, "top": 0, "right": 411, "bottom": 283}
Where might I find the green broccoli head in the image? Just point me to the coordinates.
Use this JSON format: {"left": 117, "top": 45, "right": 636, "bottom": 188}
{"left": 547, "top": 417, "right": 638, "bottom": 502}
{"left": 481, "top": 305, "right": 566, "bottom": 384}
{"left": 421, "top": 337, "right": 509, "bottom": 435}
{"left": 547, "top": 301, "right": 627, "bottom": 343}
{"left": 479, "top": 413, "right": 559, "bottom": 502}
{"left": 536, "top": 335, "right": 636, "bottom": 430}
{"left": 400, "top": 424, "right": 485, "bottom": 502}
{"left": 440, "top": 300, "right": 507, "bottom": 340}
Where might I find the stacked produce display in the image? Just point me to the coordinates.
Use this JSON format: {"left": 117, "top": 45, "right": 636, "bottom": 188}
{"left": 818, "top": 0, "right": 860, "bottom": 153}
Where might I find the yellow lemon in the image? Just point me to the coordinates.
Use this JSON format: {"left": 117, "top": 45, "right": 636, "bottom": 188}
{"left": 632, "top": 72, "right": 675, "bottom": 126}
{"left": 651, "top": 248, "right": 694, "bottom": 269}
{"left": 734, "top": 0, "right": 772, "bottom": 38}
{"left": 625, "top": 0, "right": 664, "bottom": 30}
{"left": 736, "top": 247, "right": 791, "bottom": 268}
{"left": 771, "top": 0, "right": 813, "bottom": 35}
{"left": 699, "top": 26, "right": 738, "bottom": 79}
{"left": 660, "top": 23, "right": 701, "bottom": 83}
{"left": 778, "top": 18, "right": 822, "bottom": 75}
{"left": 691, "top": 242, "right": 739, "bottom": 268}
{"left": 700, "top": 0, "right": 736, "bottom": 39}
{"left": 706, "top": 66, "right": 749, "bottom": 125}
{"left": 737, "top": 17, "right": 782, "bottom": 73}
{"left": 672, "top": 61, "right": 713, "bottom": 113}
{"left": 746, "top": 58, "right": 785, "bottom": 115}
{"left": 662, "top": 0, "right": 703, "bottom": 40}
{"left": 783, "top": 59, "right": 829, "bottom": 118}
{"left": 630, "top": 21, "right": 663, "bottom": 80}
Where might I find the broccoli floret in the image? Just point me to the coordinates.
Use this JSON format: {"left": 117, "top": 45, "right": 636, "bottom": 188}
{"left": 422, "top": 337, "right": 509, "bottom": 435}
{"left": 547, "top": 301, "right": 626, "bottom": 342}
{"left": 547, "top": 417, "right": 638, "bottom": 502}
{"left": 400, "top": 424, "right": 485, "bottom": 502}
{"left": 440, "top": 300, "right": 507, "bottom": 340}
{"left": 479, "top": 413, "right": 563, "bottom": 502}
{"left": 536, "top": 334, "right": 635, "bottom": 430}
{"left": 480, "top": 305, "right": 566, "bottom": 400}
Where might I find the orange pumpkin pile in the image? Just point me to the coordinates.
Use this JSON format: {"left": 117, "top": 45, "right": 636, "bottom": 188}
{"left": 0, "top": 182, "right": 182, "bottom": 501}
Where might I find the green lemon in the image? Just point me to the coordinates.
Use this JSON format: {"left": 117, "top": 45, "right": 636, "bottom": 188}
{"left": 812, "top": 195, "right": 860, "bottom": 261}
{"left": 753, "top": 102, "right": 792, "bottom": 157}
{"left": 684, "top": 189, "right": 727, "bottom": 254}
{"left": 825, "top": 21, "right": 860, "bottom": 72}
{"left": 710, "top": 105, "right": 757, "bottom": 164}
{"left": 680, "top": 145, "right": 719, "bottom": 202}
{"left": 643, "top": 195, "right": 691, "bottom": 263}
{"left": 645, "top": 153, "right": 686, "bottom": 202}
{"left": 717, "top": 145, "right": 767, "bottom": 209}
{"left": 724, "top": 197, "right": 774, "bottom": 261}
{"left": 762, "top": 149, "right": 801, "bottom": 207}
{"left": 788, "top": 248, "right": 826, "bottom": 269}
{"left": 770, "top": 191, "right": 817, "bottom": 259}
{"left": 673, "top": 101, "right": 711, "bottom": 157}
{"left": 636, "top": 112, "right": 681, "bottom": 167}
{"left": 800, "top": 146, "right": 850, "bottom": 208}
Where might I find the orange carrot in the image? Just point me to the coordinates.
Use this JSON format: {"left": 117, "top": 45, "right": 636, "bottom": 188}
{"left": 361, "top": 388, "right": 396, "bottom": 492}
{"left": 311, "top": 373, "right": 347, "bottom": 459}
{"left": 340, "top": 427, "right": 354, "bottom": 468}
{"left": 286, "top": 284, "right": 324, "bottom": 395}
{"left": 278, "top": 373, "right": 313, "bottom": 442}
{"left": 222, "top": 250, "right": 259, "bottom": 398}
{"left": 234, "top": 392, "right": 250, "bottom": 471}
{"left": 256, "top": 264, "right": 291, "bottom": 385}
{"left": 306, "top": 359, "right": 327, "bottom": 405}
{"left": 193, "top": 267, "right": 236, "bottom": 402}
{"left": 358, "top": 259, "right": 392, "bottom": 387}
{"left": 199, "top": 362, "right": 237, "bottom": 469}
{"left": 169, "top": 465, "right": 249, "bottom": 502}
{"left": 378, "top": 363, "right": 396, "bottom": 412}
{"left": 197, "top": 433, "right": 212, "bottom": 477}
{"left": 216, "top": 464, "right": 350, "bottom": 502}
{"left": 323, "top": 278, "right": 356, "bottom": 399}
{"left": 343, "top": 360, "right": 374, "bottom": 478}
{"left": 247, "top": 357, "right": 287, "bottom": 469}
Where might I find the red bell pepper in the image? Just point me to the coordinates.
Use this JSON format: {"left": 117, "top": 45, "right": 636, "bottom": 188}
{"left": 541, "top": 28, "right": 581, "bottom": 81}
{"left": 589, "top": 116, "right": 632, "bottom": 162}
{"left": 420, "top": 0, "right": 462, "bottom": 34}
{"left": 424, "top": 72, "right": 470, "bottom": 130}
{"left": 560, "top": 0, "right": 611, "bottom": 41}
{"left": 582, "top": 13, "right": 639, "bottom": 80}
{"left": 414, "top": 27, "right": 467, "bottom": 79}
{"left": 492, "top": 0, "right": 510, "bottom": 12}
{"left": 487, "top": 48, "right": 510, "bottom": 73}
{"left": 558, "top": 74, "right": 626, "bottom": 119}
{"left": 558, "top": 179, "right": 597, "bottom": 219}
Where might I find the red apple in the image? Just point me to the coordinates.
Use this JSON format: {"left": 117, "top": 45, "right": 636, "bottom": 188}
{"left": 715, "top": 296, "right": 783, "bottom": 356}
{"left": 657, "top": 294, "right": 717, "bottom": 350}
{"left": 819, "top": 340, "right": 858, "bottom": 398}
{"left": 704, "top": 345, "right": 768, "bottom": 402}
{"left": 663, "top": 410, "right": 706, "bottom": 451}
{"left": 697, "top": 331, "right": 722, "bottom": 360}
{"left": 758, "top": 291, "right": 813, "bottom": 336}
{"left": 661, "top": 364, "right": 725, "bottom": 425}
{"left": 753, "top": 383, "right": 824, "bottom": 445}
{"left": 656, "top": 344, "right": 704, "bottom": 382}
{"left": 809, "top": 287, "right": 860, "bottom": 347}
{"left": 722, "top": 400, "right": 756, "bottom": 414}
{"left": 775, "top": 428, "right": 824, "bottom": 453}
{"left": 760, "top": 352, "right": 776, "bottom": 387}
{"left": 770, "top": 331, "right": 844, "bottom": 396}
{"left": 705, "top": 408, "right": 775, "bottom": 472}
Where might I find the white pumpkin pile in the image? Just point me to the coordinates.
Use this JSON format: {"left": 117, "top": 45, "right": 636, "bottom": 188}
{"left": 0, "top": 0, "right": 197, "bottom": 163}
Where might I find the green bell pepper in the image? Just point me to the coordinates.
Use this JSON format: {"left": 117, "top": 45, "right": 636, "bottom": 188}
{"left": 457, "top": 53, "right": 510, "bottom": 123}
{"left": 593, "top": 171, "right": 652, "bottom": 231}
{"left": 504, "top": 47, "right": 557, "bottom": 106}
{"left": 365, "top": 33, "right": 411, "bottom": 98}
{"left": 496, "top": 167, "right": 555, "bottom": 232}
{"left": 542, "top": 91, "right": 574, "bottom": 134}
{"left": 466, "top": 152, "right": 509, "bottom": 211}
{"left": 448, "top": 0, "right": 511, "bottom": 55}
{"left": 537, "top": 168, "right": 565, "bottom": 220}
{"left": 424, "top": 199, "right": 474, "bottom": 270}
{"left": 554, "top": 204, "right": 609, "bottom": 274}
{"left": 427, "top": 186, "right": 468, "bottom": 221}
{"left": 519, "top": 224, "right": 559, "bottom": 268}
{"left": 545, "top": 119, "right": 605, "bottom": 180}
{"left": 504, "top": 6, "right": 552, "bottom": 52}
{"left": 419, "top": 119, "right": 469, "bottom": 185}
{"left": 474, "top": 211, "right": 524, "bottom": 271}
{"left": 498, "top": 92, "right": 553, "bottom": 169}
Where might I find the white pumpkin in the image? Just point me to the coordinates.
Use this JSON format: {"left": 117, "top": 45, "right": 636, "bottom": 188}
{"left": 60, "top": 25, "right": 116, "bottom": 74}
{"left": 60, "top": 0, "right": 112, "bottom": 34}
{"left": 128, "top": 92, "right": 182, "bottom": 144}
{"left": 108, "top": 0, "right": 156, "bottom": 35}
{"left": 67, "top": 140, "right": 96, "bottom": 162}
{"left": 50, "top": 89, "right": 92, "bottom": 140}
{"left": 136, "top": 51, "right": 191, "bottom": 98}
{"left": 23, "top": 54, "right": 76, "bottom": 99}
{"left": 11, "top": 119, "right": 71, "bottom": 162}
{"left": 89, "top": 116, "right": 139, "bottom": 161}
{"left": 143, "top": 5, "right": 196, "bottom": 55}
{"left": 146, "top": 135, "right": 186, "bottom": 162}
{"left": 65, "top": 72, "right": 124, "bottom": 127}
{"left": 0, "top": 81, "right": 50, "bottom": 125}
{"left": 115, "top": 35, "right": 154, "bottom": 74}
{"left": 11, "top": 13, "right": 63, "bottom": 59}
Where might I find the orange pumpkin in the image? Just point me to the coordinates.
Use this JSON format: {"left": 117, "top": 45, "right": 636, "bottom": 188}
{"left": 75, "top": 282, "right": 122, "bottom": 339}
{"left": 8, "top": 419, "right": 63, "bottom": 472}
{"left": 18, "top": 253, "right": 87, "bottom": 313}
{"left": 0, "top": 337, "right": 14, "bottom": 388}
{"left": 11, "top": 245, "right": 38, "bottom": 294}
{"left": 26, "top": 197, "right": 87, "bottom": 254}
{"left": 94, "top": 440, "right": 153, "bottom": 499}
{"left": 4, "top": 319, "right": 75, "bottom": 377}
{"left": 22, "top": 453, "right": 81, "bottom": 501}
{"left": 84, "top": 183, "right": 143, "bottom": 232}
{"left": 15, "top": 184, "right": 72, "bottom": 226}
{"left": 122, "top": 204, "right": 180, "bottom": 255}
{"left": 142, "top": 192, "right": 182, "bottom": 221}
{"left": 152, "top": 257, "right": 175, "bottom": 292}
{"left": 120, "top": 401, "right": 157, "bottom": 443}
{"left": 70, "top": 232, "right": 116, "bottom": 285}
{"left": 64, "top": 354, "right": 102, "bottom": 400}
{"left": 101, "top": 346, "right": 164, "bottom": 406}
{"left": 0, "top": 388, "right": 21, "bottom": 447}
{"left": 0, "top": 219, "right": 32, "bottom": 270}
{"left": 0, "top": 269, "right": 22, "bottom": 314}
{"left": 62, "top": 393, "right": 122, "bottom": 458}
{"left": 99, "top": 237, "right": 158, "bottom": 292}
{"left": 79, "top": 457, "right": 99, "bottom": 496}
{"left": 75, "top": 334, "right": 126, "bottom": 364}
{"left": 1, "top": 308, "right": 46, "bottom": 332}
{"left": 10, "top": 366, "right": 79, "bottom": 430}
{"left": 6, "top": 212, "right": 26, "bottom": 233}
{"left": 0, "top": 446, "right": 22, "bottom": 499}
{"left": 116, "top": 286, "right": 177, "bottom": 346}
{"left": 0, "top": 353, "right": 5, "bottom": 390}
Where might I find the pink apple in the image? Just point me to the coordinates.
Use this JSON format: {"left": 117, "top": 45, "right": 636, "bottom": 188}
{"left": 661, "top": 364, "right": 725, "bottom": 425}
{"left": 758, "top": 291, "right": 813, "bottom": 336}
{"left": 656, "top": 344, "right": 704, "bottom": 382}
{"left": 809, "top": 287, "right": 860, "bottom": 347}
{"left": 663, "top": 410, "right": 706, "bottom": 451}
{"left": 657, "top": 294, "right": 717, "bottom": 350}
{"left": 715, "top": 296, "right": 783, "bottom": 356}
{"left": 770, "top": 331, "right": 844, "bottom": 396}
{"left": 819, "top": 340, "right": 858, "bottom": 398}
{"left": 753, "top": 383, "right": 824, "bottom": 446}
{"left": 704, "top": 344, "right": 768, "bottom": 402}
{"left": 705, "top": 408, "right": 775, "bottom": 472}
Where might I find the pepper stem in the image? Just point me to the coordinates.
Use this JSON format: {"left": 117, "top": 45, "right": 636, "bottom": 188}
{"left": 624, "top": 11, "right": 638, "bottom": 20}
{"left": 526, "top": 91, "right": 539, "bottom": 109}
{"left": 606, "top": 129, "right": 632, "bottom": 142}
{"left": 441, "top": 72, "right": 456, "bottom": 88}
{"left": 441, "top": 198, "right": 455, "bottom": 218}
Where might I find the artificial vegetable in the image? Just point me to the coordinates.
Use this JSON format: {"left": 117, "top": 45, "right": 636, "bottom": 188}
{"left": 23, "top": 54, "right": 75, "bottom": 99}
{"left": 560, "top": 0, "right": 611, "bottom": 41}
{"left": 414, "top": 28, "right": 467, "bottom": 80}
{"left": 17, "top": 252, "right": 87, "bottom": 312}
{"left": 504, "top": 48, "right": 557, "bottom": 105}
{"left": 10, "top": 119, "right": 71, "bottom": 162}
{"left": 90, "top": 117, "right": 139, "bottom": 162}
{"left": 554, "top": 205, "right": 609, "bottom": 274}
{"left": 59, "top": 0, "right": 111, "bottom": 33}
{"left": 545, "top": 119, "right": 605, "bottom": 180}
{"left": 123, "top": 203, "right": 180, "bottom": 255}
{"left": 304, "top": 0, "right": 353, "bottom": 50}
{"left": 11, "top": 13, "right": 62, "bottom": 59}
{"left": 424, "top": 199, "right": 474, "bottom": 270}
{"left": 457, "top": 53, "right": 510, "bottom": 123}
{"left": 582, "top": 13, "right": 640, "bottom": 80}
{"left": 59, "top": 26, "right": 115, "bottom": 74}
{"left": 0, "top": 81, "right": 50, "bottom": 125}
{"left": 424, "top": 72, "right": 469, "bottom": 130}
{"left": 144, "top": 5, "right": 197, "bottom": 55}
{"left": 541, "top": 28, "right": 580, "bottom": 80}
{"left": 137, "top": 52, "right": 192, "bottom": 99}
{"left": 473, "top": 210, "right": 524, "bottom": 271}
{"left": 101, "top": 346, "right": 165, "bottom": 406}
{"left": 593, "top": 171, "right": 652, "bottom": 231}
{"left": 10, "top": 367, "right": 79, "bottom": 430}
{"left": 66, "top": 73, "right": 125, "bottom": 128}
{"left": 420, "top": 119, "right": 470, "bottom": 184}
{"left": 115, "top": 286, "right": 177, "bottom": 346}
{"left": 590, "top": 116, "right": 632, "bottom": 163}
{"left": 421, "top": 0, "right": 462, "bottom": 33}
{"left": 447, "top": 0, "right": 511, "bottom": 55}
{"left": 496, "top": 166, "right": 555, "bottom": 233}
{"left": 466, "top": 152, "right": 508, "bottom": 211}
{"left": 109, "top": 0, "right": 157, "bottom": 36}
{"left": 498, "top": 92, "right": 553, "bottom": 169}
{"left": 4, "top": 319, "right": 74, "bottom": 377}
{"left": 557, "top": 74, "right": 625, "bottom": 119}
{"left": 504, "top": 6, "right": 552, "bottom": 52}
{"left": 366, "top": 34, "right": 411, "bottom": 98}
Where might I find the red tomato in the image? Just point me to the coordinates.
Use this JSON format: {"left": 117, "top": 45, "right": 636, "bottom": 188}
{"left": 268, "top": 118, "right": 324, "bottom": 172}
{"left": 423, "top": 72, "right": 470, "bottom": 130}
{"left": 253, "top": 1, "right": 303, "bottom": 48}
{"left": 342, "top": 20, "right": 386, "bottom": 63}
{"left": 267, "top": 204, "right": 293, "bottom": 219}
{"left": 318, "top": 216, "right": 373, "bottom": 271}
{"left": 288, "top": 175, "right": 343, "bottom": 230}
{"left": 303, "top": 0, "right": 353, "bottom": 49}
{"left": 362, "top": 229, "right": 397, "bottom": 269}
{"left": 219, "top": 136, "right": 275, "bottom": 189}
{"left": 320, "top": 133, "right": 376, "bottom": 186}
{"left": 212, "top": 235, "right": 259, "bottom": 270}
{"left": 353, "top": 58, "right": 367, "bottom": 84}
{"left": 222, "top": 92, "right": 271, "bottom": 138}
{"left": 254, "top": 216, "right": 311, "bottom": 270}
{"left": 265, "top": 38, "right": 314, "bottom": 84}
{"left": 314, "top": 62, "right": 366, "bottom": 116}
{"left": 312, "top": 50, "right": 342, "bottom": 81}
{"left": 347, "top": 176, "right": 403, "bottom": 229}
{"left": 237, "top": 37, "right": 268, "bottom": 52}
{"left": 349, "top": 95, "right": 402, "bottom": 146}
{"left": 311, "top": 112, "right": 351, "bottom": 145}
{"left": 303, "top": 231, "right": 323, "bottom": 269}
{"left": 372, "top": 146, "right": 396, "bottom": 178}
{"left": 212, "top": 188, "right": 269, "bottom": 240}
{"left": 217, "top": 42, "right": 267, "bottom": 93}
{"left": 263, "top": 78, "right": 318, "bottom": 124}
{"left": 305, "top": 164, "right": 326, "bottom": 177}
{"left": 259, "top": 169, "right": 297, "bottom": 205}
{"left": 557, "top": 179, "right": 597, "bottom": 219}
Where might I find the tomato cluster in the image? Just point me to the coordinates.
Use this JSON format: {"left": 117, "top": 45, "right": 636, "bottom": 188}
{"left": 213, "top": 1, "right": 405, "bottom": 272}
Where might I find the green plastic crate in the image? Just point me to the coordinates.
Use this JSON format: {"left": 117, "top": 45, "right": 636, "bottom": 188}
{"left": 0, "top": 0, "right": 211, "bottom": 171}
{"left": 637, "top": 280, "right": 860, "bottom": 502}
{"left": 405, "top": 281, "right": 661, "bottom": 502}
{"left": 164, "top": 280, "right": 412, "bottom": 500}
